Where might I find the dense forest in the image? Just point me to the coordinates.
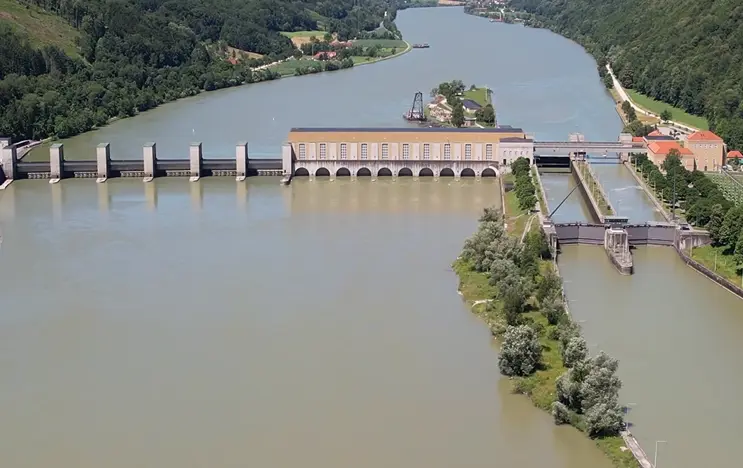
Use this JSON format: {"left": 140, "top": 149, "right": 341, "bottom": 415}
{"left": 0, "top": 0, "right": 403, "bottom": 141}
{"left": 509, "top": 0, "right": 743, "bottom": 150}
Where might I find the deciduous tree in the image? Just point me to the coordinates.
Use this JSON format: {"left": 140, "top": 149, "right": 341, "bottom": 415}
{"left": 451, "top": 101, "right": 465, "bottom": 128}
{"left": 498, "top": 325, "right": 542, "bottom": 376}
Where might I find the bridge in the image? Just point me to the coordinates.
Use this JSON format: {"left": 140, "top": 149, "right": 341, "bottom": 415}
{"left": 533, "top": 141, "right": 646, "bottom": 155}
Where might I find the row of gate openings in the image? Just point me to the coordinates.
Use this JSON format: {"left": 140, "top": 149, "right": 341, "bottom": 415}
{"left": 294, "top": 167, "right": 499, "bottom": 177}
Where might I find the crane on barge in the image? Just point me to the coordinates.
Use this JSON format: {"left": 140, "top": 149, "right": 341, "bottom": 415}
{"left": 403, "top": 91, "right": 427, "bottom": 122}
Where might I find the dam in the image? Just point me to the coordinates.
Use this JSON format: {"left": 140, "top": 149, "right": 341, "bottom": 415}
{"left": 0, "top": 127, "right": 642, "bottom": 185}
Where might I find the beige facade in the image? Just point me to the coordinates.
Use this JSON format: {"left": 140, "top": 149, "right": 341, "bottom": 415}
{"left": 682, "top": 131, "right": 725, "bottom": 171}
{"left": 285, "top": 127, "right": 533, "bottom": 177}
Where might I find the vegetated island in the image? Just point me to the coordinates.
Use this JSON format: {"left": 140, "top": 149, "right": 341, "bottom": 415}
{"left": 426, "top": 80, "right": 496, "bottom": 128}
{"left": 454, "top": 158, "right": 639, "bottom": 468}
{"left": 0, "top": 0, "right": 408, "bottom": 143}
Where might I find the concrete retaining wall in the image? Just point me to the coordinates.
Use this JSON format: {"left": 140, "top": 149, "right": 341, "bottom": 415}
{"left": 625, "top": 225, "right": 677, "bottom": 246}
{"left": 533, "top": 166, "right": 551, "bottom": 214}
{"left": 554, "top": 223, "right": 607, "bottom": 245}
{"left": 676, "top": 246, "right": 743, "bottom": 299}
{"left": 570, "top": 160, "right": 603, "bottom": 223}
{"left": 678, "top": 230, "right": 711, "bottom": 250}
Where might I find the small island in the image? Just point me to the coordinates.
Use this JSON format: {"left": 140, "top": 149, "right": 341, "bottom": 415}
{"left": 426, "top": 80, "right": 496, "bottom": 128}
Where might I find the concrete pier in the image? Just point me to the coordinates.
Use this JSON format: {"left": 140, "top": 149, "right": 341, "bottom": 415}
{"left": 189, "top": 143, "right": 202, "bottom": 182}
{"left": 143, "top": 143, "right": 157, "bottom": 182}
{"left": 96, "top": 143, "right": 111, "bottom": 183}
{"left": 50, "top": 143, "right": 64, "bottom": 184}
{"left": 236, "top": 142, "right": 248, "bottom": 181}
{"left": 604, "top": 227, "right": 633, "bottom": 275}
{"left": 1, "top": 144, "right": 18, "bottom": 189}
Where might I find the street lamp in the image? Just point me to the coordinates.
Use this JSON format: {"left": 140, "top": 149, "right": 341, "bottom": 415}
{"left": 654, "top": 440, "right": 667, "bottom": 468}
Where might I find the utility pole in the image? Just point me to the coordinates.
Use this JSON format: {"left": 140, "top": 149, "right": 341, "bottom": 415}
{"left": 672, "top": 172, "right": 676, "bottom": 222}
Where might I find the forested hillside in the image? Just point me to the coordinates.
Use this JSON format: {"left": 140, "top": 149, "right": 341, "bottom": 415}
{"left": 509, "top": 0, "right": 743, "bottom": 150}
{"left": 0, "top": 0, "right": 402, "bottom": 141}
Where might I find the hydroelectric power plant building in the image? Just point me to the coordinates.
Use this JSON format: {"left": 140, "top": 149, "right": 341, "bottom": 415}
{"left": 284, "top": 127, "right": 534, "bottom": 178}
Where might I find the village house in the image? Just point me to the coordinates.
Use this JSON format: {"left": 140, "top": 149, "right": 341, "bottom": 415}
{"left": 462, "top": 99, "right": 482, "bottom": 114}
{"left": 681, "top": 130, "right": 725, "bottom": 172}
{"left": 646, "top": 140, "right": 695, "bottom": 170}
{"left": 314, "top": 51, "right": 337, "bottom": 60}
{"left": 726, "top": 150, "right": 742, "bottom": 165}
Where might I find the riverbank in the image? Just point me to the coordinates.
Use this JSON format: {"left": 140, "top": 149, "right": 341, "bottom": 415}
{"left": 351, "top": 41, "right": 412, "bottom": 68}
{"left": 606, "top": 65, "right": 703, "bottom": 134}
{"left": 267, "top": 40, "right": 411, "bottom": 77}
{"left": 452, "top": 212, "right": 639, "bottom": 468}
{"left": 11, "top": 37, "right": 412, "bottom": 148}
{"left": 625, "top": 156, "right": 743, "bottom": 299}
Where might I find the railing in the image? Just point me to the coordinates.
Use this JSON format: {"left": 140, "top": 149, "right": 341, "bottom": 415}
{"left": 16, "top": 158, "right": 283, "bottom": 176}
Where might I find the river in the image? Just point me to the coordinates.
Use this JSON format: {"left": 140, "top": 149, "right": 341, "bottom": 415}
{"left": 3, "top": 6, "right": 741, "bottom": 468}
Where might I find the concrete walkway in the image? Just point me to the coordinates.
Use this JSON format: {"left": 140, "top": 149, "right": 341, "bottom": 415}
{"left": 620, "top": 431, "right": 654, "bottom": 468}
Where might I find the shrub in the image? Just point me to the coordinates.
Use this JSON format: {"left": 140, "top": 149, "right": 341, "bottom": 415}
{"left": 562, "top": 336, "right": 588, "bottom": 368}
{"left": 552, "top": 401, "right": 571, "bottom": 425}
{"left": 498, "top": 325, "right": 542, "bottom": 376}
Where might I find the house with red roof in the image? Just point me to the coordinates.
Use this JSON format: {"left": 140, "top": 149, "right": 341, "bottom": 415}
{"left": 647, "top": 141, "right": 695, "bottom": 170}
{"left": 683, "top": 130, "right": 725, "bottom": 171}
{"left": 313, "top": 51, "right": 337, "bottom": 60}
{"left": 726, "top": 150, "right": 742, "bottom": 163}
{"left": 330, "top": 40, "right": 352, "bottom": 48}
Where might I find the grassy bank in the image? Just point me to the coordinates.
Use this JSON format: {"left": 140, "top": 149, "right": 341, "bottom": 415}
{"left": 608, "top": 88, "right": 658, "bottom": 126}
{"left": 463, "top": 86, "right": 490, "bottom": 106}
{"left": 532, "top": 166, "right": 548, "bottom": 214}
{"left": 352, "top": 41, "right": 411, "bottom": 67}
{"left": 626, "top": 89, "right": 709, "bottom": 130}
{"left": 268, "top": 41, "right": 410, "bottom": 76}
{"left": 453, "top": 257, "right": 639, "bottom": 468}
{"left": 503, "top": 173, "right": 528, "bottom": 236}
{"left": 691, "top": 245, "right": 743, "bottom": 287}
